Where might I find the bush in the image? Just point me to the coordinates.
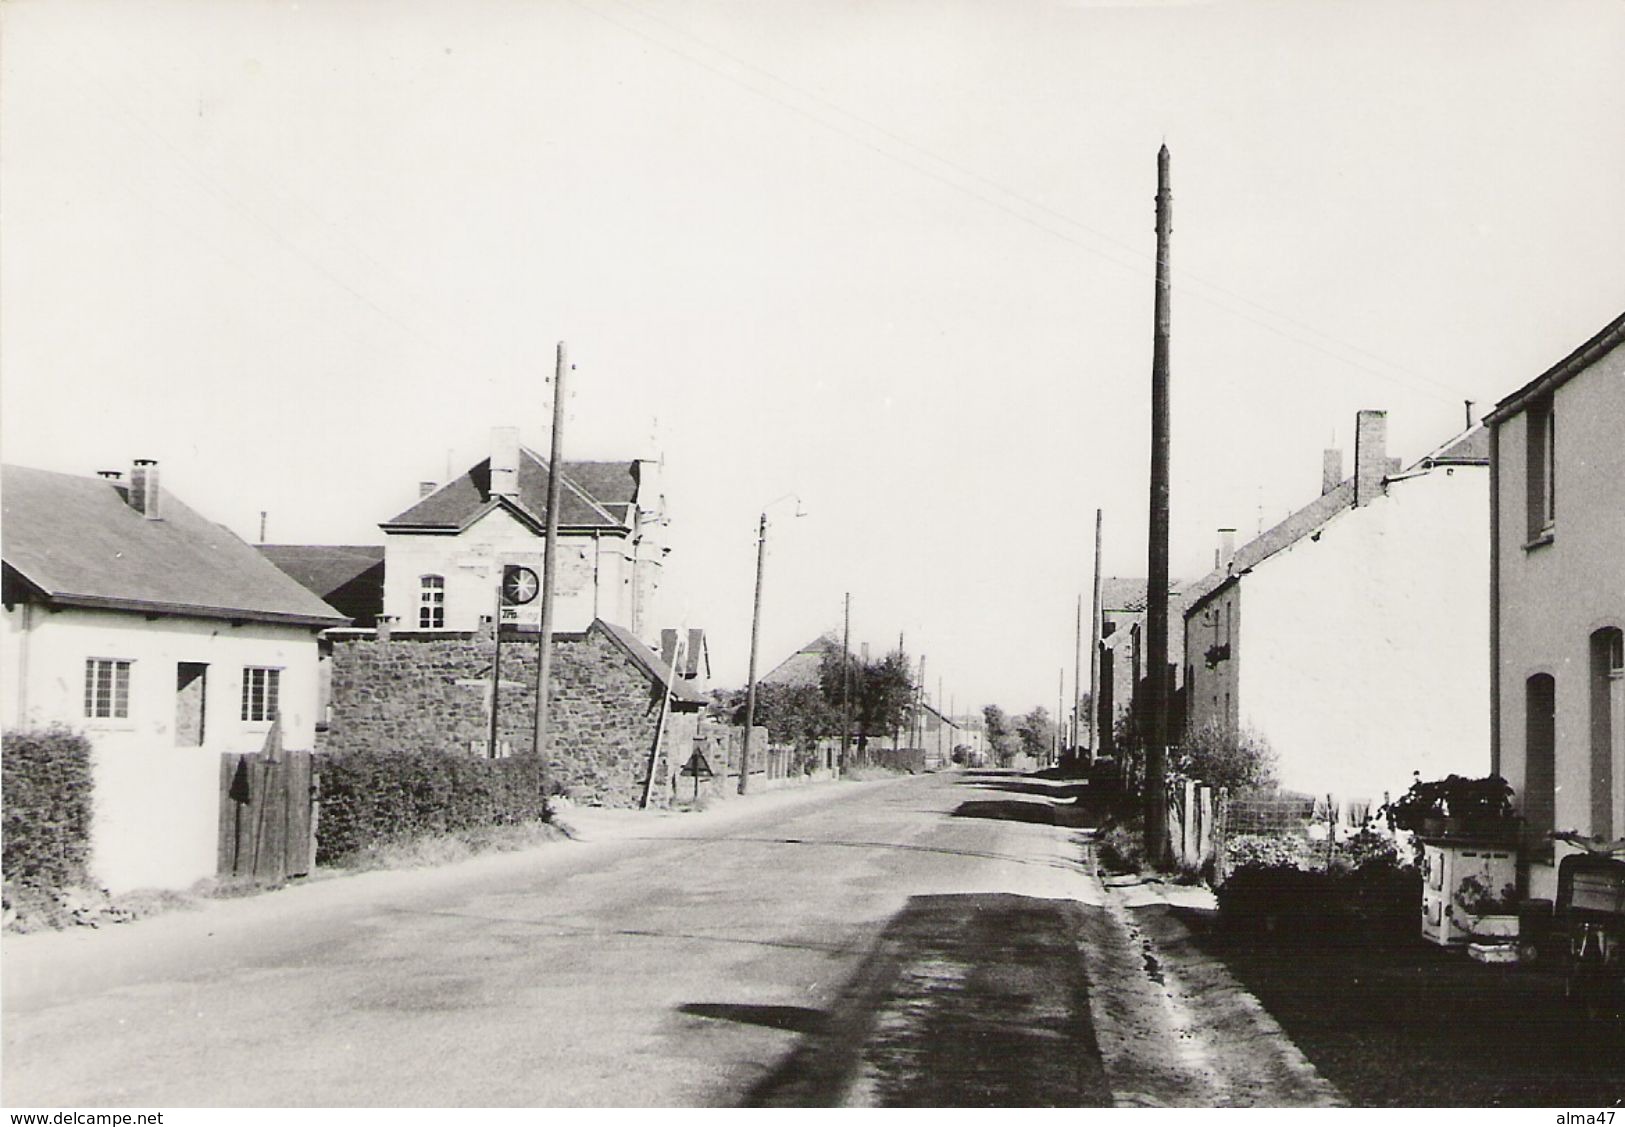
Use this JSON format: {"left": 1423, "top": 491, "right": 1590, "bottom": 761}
{"left": 1218, "top": 827, "right": 1421, "bottom": 948}
{"left": 1225, "top": 831, "right": 1315, "bottom": 872}
{"left": 3, "top": 727, "right": 94, "bottom": 890}
{"left": 1173, "top": 721, "right": 1277, "bottom": 791}
{"left": 316, "top": 749, "right": 551, "bottom": 865}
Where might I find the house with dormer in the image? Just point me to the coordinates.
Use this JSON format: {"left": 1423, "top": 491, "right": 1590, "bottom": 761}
{"left": 1, "top": 461, "right": 346, "bottom": 891}
{"left": 379, "top": 427, "right": 666, "bottom": 644}
{"left": 1181, "top": 409, "right": 1490, "bottom": 804}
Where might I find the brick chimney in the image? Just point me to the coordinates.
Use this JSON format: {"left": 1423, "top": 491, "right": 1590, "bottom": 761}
{"left": 418, "top": 481, "right": 438, "bottom": 499}
{"left": 1215, "top": 528, "right": 1237, "bottom": 571}
{"left": 490, "top": 427, "right": 520, "bottom": 499}
{"left": 129, "top": 459, "right": 161, "bottom": 519}
{"left": 1322, "top": 449, "right": 1343, "bottom": 495}
{"left": 1353, "top": 410, "right": 1388, "bottom": 507}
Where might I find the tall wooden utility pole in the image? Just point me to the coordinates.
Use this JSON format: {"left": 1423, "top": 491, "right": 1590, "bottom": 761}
{"left": 1089, "top": 508, "right": 1103, "bottom": 762}
{"left": 533, "top": 341, "right": 568, "bottom": 781}
{"left": 1144, "top": 145, "right": 1173, "bottom": 863}
{"left": 1072, "top": 594, "right": 1083, "bottom": 755}
{"left": 841, "top": 592, "right": 852, "bottom": 775}
{"left": 739, "top": 512, "right": 768, "bottom": 794}
{"left": 1056, "top": 667, "right": 1064, "bottom": 765}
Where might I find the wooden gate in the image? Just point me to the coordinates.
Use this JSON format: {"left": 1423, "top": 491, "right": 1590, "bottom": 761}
{"left": 218, "top": 722, "right": 316, "bottom": 882}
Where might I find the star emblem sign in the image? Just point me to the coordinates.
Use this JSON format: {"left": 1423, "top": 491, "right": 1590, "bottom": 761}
{"left": 503, "top": 565, "right": 540, "bottom": 605}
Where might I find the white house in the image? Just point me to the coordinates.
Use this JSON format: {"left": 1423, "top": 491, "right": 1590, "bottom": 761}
{"left": 1181, "top": 410, "right": 1491, "bottom": 804}
{"left": 1487, "top": 312, "right": 1625, "bottom": 900}
{"left": 379, "top": 428, "right": 666, "bottom": 643}
{"left": 1, "top": 461, "right": 347, "bottom": 892}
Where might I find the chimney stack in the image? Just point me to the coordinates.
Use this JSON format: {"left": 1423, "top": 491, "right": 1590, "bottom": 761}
{"left": 1322, "top": 449, "right": 1343, "bottom": 495}
{"left": 1216, "top": 528, "right": 1237, "bottom": 571}
{"left": 97, "top": 470, "right": 123, "bottom": 481}
{"left": 418, "top": 481, "right": 438, "bottom": 499}
{"left": 129, "top": 459, "right": 161, "bottom": 519}
{"left": 1464, "top": 400, "right": 1476, "bottom": 430}
{"left": 1353, "top": 410, "right": 1388, "bottom": 507}
{"left": 489, "top": 426, "right": 521, "bottom": 499}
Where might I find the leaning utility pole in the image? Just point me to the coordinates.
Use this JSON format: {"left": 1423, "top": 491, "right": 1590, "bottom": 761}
{"left": 533, "top": 341, "right": 568, "bottom": 781}
{"left": 739, "top": 512, "right": 768, "bottom": 795}
{"left": 1144, "top": 145, "right": 1173, "bottom": 863}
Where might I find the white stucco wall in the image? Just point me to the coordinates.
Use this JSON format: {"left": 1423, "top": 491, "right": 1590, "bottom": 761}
{"left": 1494, "top": 348, "right": 1625, "bottom": 899}
{"left": 1, "top": 604, "right": 322, "bottom": 892}
{"left": 1237, "top": 464, "right": 1490, "bottom": 803}
{"left": 382, "top": 509, "right": 636, "bottom": 636}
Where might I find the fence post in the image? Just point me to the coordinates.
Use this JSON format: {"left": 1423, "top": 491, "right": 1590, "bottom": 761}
{"left": 1197, "top": 784, "right": 1213, "bottom": 870}
{"left": 1214, "top": 786, "right": 1231, "bottom": 886}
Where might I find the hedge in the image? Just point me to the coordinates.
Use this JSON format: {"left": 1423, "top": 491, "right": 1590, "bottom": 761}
{"left": 315, "top": 749, "right": 551, "bottom": 864}
{"left": 2, "top": 727, "right": 94, "bottom": 890}
{"left": 1217, "top": 855, "right": 1421, "bottom": 947}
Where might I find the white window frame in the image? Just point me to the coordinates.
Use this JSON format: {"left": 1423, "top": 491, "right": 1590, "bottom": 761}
{"left": 419, "top": 574, "right": 446, "bottom": 629}
{"left": 84, "top": 657, "right": 132, "bottom": 720}
{"left": 240, "top": 666, "right": 282, "bottom": 723}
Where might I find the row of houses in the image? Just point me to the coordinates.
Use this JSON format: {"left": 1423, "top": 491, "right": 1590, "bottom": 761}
{"left": 1, "top": 430, "right": 719, "bottom": 893}
{"left": 1097, "top": 311, "right": 1621, "bottom": 900}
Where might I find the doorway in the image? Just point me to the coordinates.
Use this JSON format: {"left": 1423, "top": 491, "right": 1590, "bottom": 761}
{"left": 176, "top": 662, "right": 207, "bottom": 746}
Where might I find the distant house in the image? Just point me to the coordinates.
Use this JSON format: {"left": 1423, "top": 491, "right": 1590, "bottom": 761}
{"left": 1181, "top": 409, "right": 1490, "bottom": 803}
{"left": 1093, "top": 577, "right": 1190, "bottom": 756}
{"left": 1, "top": 461, "right": 346, "bottom": 892}
{"left": 1486, "top": 312, "right": 1625, "bottom": 900}
{"left": 379, "top": 427, "right": 666, "bottom": 644}
{"left": 760, "top": 632, "right": 842, "bottom": 689}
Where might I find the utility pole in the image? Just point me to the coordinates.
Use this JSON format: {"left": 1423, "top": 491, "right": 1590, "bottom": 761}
{"left": 916, "top": 654, "right": 926, "bottom": 751}
{"left": 1073, "top": 594, "right": 1083, "bottom": 756}
{"left": 1056, "top": 667, "right": 1064, "bottom": 765}
{"left": 258, "top": 511, "right": 267, "bottom": 543}
{"left": 739, "top": 512, "right": 768, "bottom": 794}
{"left": 1089, "top": 508, "right": 1103, "bottom": 763}
{"left": 841, "top": 592, "right": 852, "bottom": 776}
{"left": 1144, "top": 144, "right": 1173, "bottom": 863}
{"left": 937, "top": 674, "right": 944, "bottom": 765}
{"left": 533, "top": 341, "right": 568, "bottom": 784}
{"left": 489, "top": 577, "right": 504, "bottom": 759}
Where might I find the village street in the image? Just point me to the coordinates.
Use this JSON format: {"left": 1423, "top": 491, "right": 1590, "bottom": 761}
{"left": 2, "top": 771, "right": 1338, "bottom": 1108}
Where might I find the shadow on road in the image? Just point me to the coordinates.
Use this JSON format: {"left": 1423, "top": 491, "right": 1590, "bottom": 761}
{"left": 951, "top": 799, "right": 1058, "bottom": 826}
{"left": 691, "top": 893, "right": 1112, "bottom": 1107}
{"left": 960, "top": 778, "right": 1090, "bottom": 800}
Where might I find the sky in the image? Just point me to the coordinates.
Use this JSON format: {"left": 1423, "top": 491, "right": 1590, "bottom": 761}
{"left": 2, "top": 0, "right": 1622, "bottom": 718}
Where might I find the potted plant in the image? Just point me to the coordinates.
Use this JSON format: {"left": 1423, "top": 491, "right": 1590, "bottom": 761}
{"left": 1383, "top": 774, "right": 1519, "bottom": 841}
{"left": 1453, "top": 874, "right": 1520, "bottom": 940}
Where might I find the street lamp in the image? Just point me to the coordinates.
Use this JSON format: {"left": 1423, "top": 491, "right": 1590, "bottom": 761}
{"left": 739, "top": 494, "right": 805, "bottom": 795}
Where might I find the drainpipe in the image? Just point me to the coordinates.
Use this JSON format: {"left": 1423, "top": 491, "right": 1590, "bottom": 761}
{"left": 15, "top": 601, "right": 33, "bottom": 723}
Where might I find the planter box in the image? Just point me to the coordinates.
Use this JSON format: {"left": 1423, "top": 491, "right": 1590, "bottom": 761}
{"left": 1416, "top": 816, "right": 1522, "bottom": 844}
{"left": 1460, "top": 913, "right": 1519, "bottom": 941}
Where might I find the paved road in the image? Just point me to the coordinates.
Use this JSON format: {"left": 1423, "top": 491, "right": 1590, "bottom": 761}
{"left": 5, "top": 770, "right": 1348, "bottom": 1108}
{"left": 4, "top": 771, "right": 1113, "bottom": 1107}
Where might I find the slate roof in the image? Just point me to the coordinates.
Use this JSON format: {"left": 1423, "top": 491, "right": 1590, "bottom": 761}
{"left": 1182, "top": 422, "right": 1490, "bottom": 614}
{"left": 2, "top": 464, "right": 347, "bottom": 628}
{"left": 594, "top": 619, "right": 709, "bottom": 706}
{"left": 257, "top": 545, "right": 384, "bottom": 598}
{"left": 381, "top": 449, "right": 630, "bottom": 533}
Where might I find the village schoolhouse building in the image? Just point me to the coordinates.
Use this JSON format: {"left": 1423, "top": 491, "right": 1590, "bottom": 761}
{"left": 1, "top": 461, "right": 347, "bottom": 892}
{"left": 1181, "top": 409, "right": 1491, "bottom": 805}
{"left": 378, "top": 427, "right": 666, "bottom": 644}
{"left": 1487, "top": 311, "right": 1625, "bottom": 900}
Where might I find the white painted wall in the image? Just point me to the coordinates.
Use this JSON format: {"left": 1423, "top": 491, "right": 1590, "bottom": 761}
{"left": 382, "top": 508, "right": 645, "bottom": 637}
{"left": 1, "top": 604, "right": 322, "bottom": 892}
{"left": 1238, "top": 464, "right": 1490, "bottom": 803}
{"left": 1494, "top": 350, "right": 1625, "bottom": 899}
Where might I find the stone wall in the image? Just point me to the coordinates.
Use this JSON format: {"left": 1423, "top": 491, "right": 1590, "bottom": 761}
{"left": 321, "top": 628, "right": 693, "bottom": 808}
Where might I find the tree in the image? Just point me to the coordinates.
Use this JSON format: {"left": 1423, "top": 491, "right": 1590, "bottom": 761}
{"left": 818, "top": 647, "right": 916, "bottom": 754}
{"left": 1016, "top": 706, "right": 1055, "bottom": 760}
{"left": 983, "top": 704, "right": 1017, "bottom": 767}
{"left": 1171, "top": 721, "right": 1277, "bottom": 791}
{"left": 727, "top": 683, "right": 840, "bottom": 754}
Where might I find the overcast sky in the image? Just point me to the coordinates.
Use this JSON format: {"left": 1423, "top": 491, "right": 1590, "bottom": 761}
{"left": 3, "top": 0, "right": 1622, "bottom": 717}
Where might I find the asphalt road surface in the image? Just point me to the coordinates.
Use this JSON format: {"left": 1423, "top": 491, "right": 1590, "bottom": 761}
{"left": 2, "top": 770, "right": 1338, "bottom": 1108}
